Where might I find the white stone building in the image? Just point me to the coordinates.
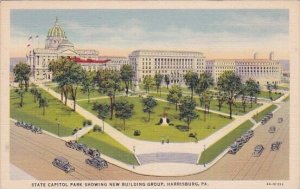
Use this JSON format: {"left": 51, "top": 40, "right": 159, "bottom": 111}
{"left": 207, "top": 52, "right": 283, "bottom": 86}
{"left": 27, "top": 18, "right": 127, "bottom": 81}
{"left": 129, "top": 50, "right": 206, "bottom": 85}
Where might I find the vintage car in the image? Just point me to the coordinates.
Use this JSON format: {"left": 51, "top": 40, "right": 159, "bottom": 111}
{"left": 31, "top": 126, "right": 42, "bottom": 134}
{"left": 271, "top": 141, "right": 282, "bottom": 151}
{"left": 83, "top": 148, "right": 100, "bottom": 158}
{"left": 278, "top": 117, "right": 283, "bottom": 123}
{"left": 266, "top": 113, "right": 273, "bottom": 118}
{"left": 23, "top": 123, "right": 33, "bottom": 130}
{"left": 235, "top": 138, "right": 245, "bottom": 147}
{"left": 252, "top": 145, "right": 264, "bottom": 157}
{"left": 85, "top": 157, "right": 108, "bottom": 170}
{"left": 268, "top": 126, "right": 276, "bottom": 133}
{"left": 228, "top": 143, "right": 239, "bottom": 154}
{"left": 52, "top": 156, "right": 75, "bottom": 173}
{"left": 244, "top": 130, "right": 254, "bottom": 139}
{"left": 65, "top": 140, "right": 86, "bottom": 151}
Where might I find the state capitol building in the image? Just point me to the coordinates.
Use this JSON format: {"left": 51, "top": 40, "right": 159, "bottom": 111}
{"left": 27, "top": 18, "right": 283, "bottom": 87}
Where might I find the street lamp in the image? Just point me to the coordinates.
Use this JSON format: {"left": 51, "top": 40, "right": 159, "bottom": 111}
{"left": 57, "top": 121, "right": 60, "bottom": 137}
{"left": 132, "top": 145, "right": 136, "bottom": 169}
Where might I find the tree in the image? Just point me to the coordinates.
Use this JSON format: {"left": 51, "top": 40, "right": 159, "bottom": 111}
{"left": 95, "top": 103, "right": 110, "bottom": 133}
{"left": 167, "top": 85, "right": 183, "bottom": 111}
{"left": 195, "top": 72, "right": 214, "bottom": 107}
{"left": 273, "top": 83, "right": 278, "bottom": 93}
{"left": 154, "top": 73, "right": 164, "bottom": 95}
{"left": 216, "top": 90, "right": 226, "bottom": 111}
{"left": 16, "top": 89, "right": 25, "bottom": 107}
{"left": 267, "top": 82, "right": 273, "bottom": 99}
{"left": 115, "top": 99, "right": 134, "bottom": 131}
{"left": 179, "top": 96, "right": 198, "bottom": 130}
{"left": 164, "top": 75, "right": 170, "bottom": 89}
{"left": 101, "top": 71, "right": 123, "bottom": 119}
{"left": 142, "top": 96, "right": 157, "bottom": 121}
{"left": 184, "top": 72, "right": 199, "bottom": 99}
{"left": 238, "top": 83, "right": 248, "bottom": 113}
{"left": 120, "top": 64, "right": 134, "bottom": 95}
{"left": 203, "top": 91, "right": 214, "bottom": 121}
{"left": 246, "top": 79, "right": 260, "bottom": 107}
{"left": 13, "top": 62, "right": 31, "bottom": 91}
{"left": 39, "top": 96, "right": 48, "bottom": 116}
{"left": 217, "top": 71, "right": 242, "bottom": 119}
{"left": 30, "top": 87, "right": 39, "bottom": 103}
{"left": 81, "top": 70, "right": 95, "bottom": 103}
{"left": 143, "top": 75, "right": 153, "bottom": 94}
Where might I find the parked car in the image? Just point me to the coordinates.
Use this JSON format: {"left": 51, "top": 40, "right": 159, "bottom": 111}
{"left": 268, "top": 126, "right": 276, "bottom": 133}
{"left": 252, "top": 145, "right": 264, "bottom": 157}
{"left": 228, "top": 143, "right": 239, "bottom": 154}
{"left": 52, "top": 156, "right": 75, "bottom": 173}
{"left": 244, "top": 130, "right": 254, "bottom": 139}
{"left": 271, "top": 141, "right": 282, "bottom": 151}
{"left": 31, "top": 126, "right": 42, "bottom": 134}
{"left": 235, "top": 138, "right": 244, "bottom": 147}
{"left": 85, "top": 157, "right": 108, "bottom": 170}
{"left": 65, "top": 140, "right": 86, "bottom": 151}
{"left": 83, "top": 148, "right": 100, "bottom": 158}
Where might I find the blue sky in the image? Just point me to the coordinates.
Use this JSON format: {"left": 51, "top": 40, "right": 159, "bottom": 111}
{"left": 11, "top": 9, "right": 289, "bottom": 58}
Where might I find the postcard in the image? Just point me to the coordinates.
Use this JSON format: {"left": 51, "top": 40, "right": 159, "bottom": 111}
{"left": 0, "top": 1, "right": 299, "bottom": 189}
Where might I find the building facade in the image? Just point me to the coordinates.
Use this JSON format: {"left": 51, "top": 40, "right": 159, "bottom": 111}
{"left": 129, "top": 50, "right": 206, "bottom": 85}
{"left": 27, "top": 18, "right": 127, "bottom": 82}
{"left": 207, "top": 52, "right": 282, "bottom": 86}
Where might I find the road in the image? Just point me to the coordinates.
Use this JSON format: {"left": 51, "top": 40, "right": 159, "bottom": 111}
{"left": 10, "top": 101, "right": 289, "bottom": 180}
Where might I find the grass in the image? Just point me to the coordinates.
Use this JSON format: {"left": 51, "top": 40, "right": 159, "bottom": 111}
{"left": 283, "top": 95, "right": 289, "bottom": 102}
{"left": 78, "top": 131, "right": 139, "bottom": 165}
{"left": 257, "top": 91, "right": 283, "bottom": 100}
{"left": 149, "top": 92, "right": 262, "bottom": 116}
{"left": 78, "top": 96, "right": 232, "bottom": 142}
{"left": 10, "top": 88, "right": 85, "bottom": 136}
{"left": 198, "top": 120, "right": 254, "bottom": 165}
{"left": 252, "top": 104, "right": 278, "bottom": 122}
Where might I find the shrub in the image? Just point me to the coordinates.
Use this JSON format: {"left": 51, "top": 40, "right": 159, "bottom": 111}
{"left": 93, "top": 124, "right": 102, "bottom": 132}
{"left": 159, "top": 118, "right": 163, "bottom": 124}
{"left": 166, "top": 118, "right": 170, "bottom": 123}
{"left": 83, "top": 119, "right": 92, "bottom": 126}
{"left": 189, "top": 133, "right": 196, "bottom": 138}
{"left": 134, "top": 130, "right": 141, "bottom": 136}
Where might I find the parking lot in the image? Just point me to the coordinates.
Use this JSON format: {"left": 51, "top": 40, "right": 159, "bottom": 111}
{"left": 10, "top": 101, "right": 289, "bottom": 180}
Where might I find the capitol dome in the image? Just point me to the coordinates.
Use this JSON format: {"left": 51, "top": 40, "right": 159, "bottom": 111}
{"left": 47, "top": 18, "right": 66, "bottom": 38}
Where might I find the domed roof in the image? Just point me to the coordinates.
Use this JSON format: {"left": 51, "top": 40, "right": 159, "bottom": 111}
{"left": 47, "top": 18, "right": 66, "bottom": 38}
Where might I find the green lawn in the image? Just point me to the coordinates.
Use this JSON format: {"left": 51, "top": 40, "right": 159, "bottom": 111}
{"left": 198, "top": 120, "right": 254, "bottom": 165}
{"left": 258, "top": 91, "right": 283, "bottom": 100}
{"left": 78, "top": 132, "right": 139, "bottom": 165}
{"left": 149, "top": 92, "right": 262, "bottom": 116}
{"left": 10, "top": 88, "right": 86, "bottom": 136}
{"left": 252, "top": 104, "right": 278, "bottom": 122}
{"left": 78, "top": 96, "right": 232, "bottom": 142}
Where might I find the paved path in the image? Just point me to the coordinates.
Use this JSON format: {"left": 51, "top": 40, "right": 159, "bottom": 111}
{"left": 36, "top": 83, "right": 281, "bottom": 175}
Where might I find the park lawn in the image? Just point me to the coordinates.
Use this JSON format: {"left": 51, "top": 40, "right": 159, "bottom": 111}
{"left": 78, "top": 132, "right": 139, "bottom": 165}
{"left": 252, "top": 104, "right": 278, "bottom": 122}
{"left": 10, "top": 88, "right": 85, "bottom": 136}
{"left": 78, "top": 96, "right": 232, "bottom": 142}
{"left": 198, "top": 120, "right": 254, "bottom": 165}
{"left": 257, "top": 91, "right": 283, "bottom": 100}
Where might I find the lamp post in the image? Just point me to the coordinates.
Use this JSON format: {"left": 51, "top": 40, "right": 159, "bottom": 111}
{"left": 132, "top": 145, "right": 136, "bottom": 169}
{"left": 57, "top": 121, "right": 60, "bottom": 137}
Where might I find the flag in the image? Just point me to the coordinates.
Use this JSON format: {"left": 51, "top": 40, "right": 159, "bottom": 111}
{"left": 28, "top": 36, "right": 32, "bottom": 40}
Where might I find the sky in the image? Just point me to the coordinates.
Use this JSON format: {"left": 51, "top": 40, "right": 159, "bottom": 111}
{"left": 11, "top": 9, "right": 289, "bottom": 59}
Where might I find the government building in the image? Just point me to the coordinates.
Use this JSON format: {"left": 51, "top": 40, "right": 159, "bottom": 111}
{"left": 27, "top": 18, "right": 127, "bottom": 82}
{"left": 129, "top": 50, "right": 206, "bottom": 85}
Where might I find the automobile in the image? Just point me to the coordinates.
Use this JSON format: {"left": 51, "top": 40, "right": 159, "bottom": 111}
{"left": 228, "top": 143, "right": 239, "bottom": 154}
{"left": 240, "top": 135, "right": 249, "bottom": 142}
{"left": 244, "top": 130, "right": 254, "bottom": 139}
{"left": 252, "top": 145, "right": 264, "bottom": 157}
{"left": 85, "top": 157, "right": 108, "bottom": 170}
{"left": 278, "top": 117, "right": 283, "bottom": 123}
{"left": 267, "top": 113, "right": 273, "bottom": 118}
{"left": 23, "top": 123, "right": 33, "bottom": 130}
{"left": 15, "top": 121, "right": 22, "bottom": 127}
{"left": 31, "top": 126, "right": 42, "bottom": 134}
{"left": 83, "top": 148, "right": 100, "bottom": 158}
{"left": 52, "top": 156, "right": 75, "bottom": 173}
{"left": 235, "top": 138, "right": 245, "bottom": 147}
{"left": 271, "top": 141, "right": 282, "bottom": 151}
{"left": 268, "top": 126, "right": 276, "bottom": 133}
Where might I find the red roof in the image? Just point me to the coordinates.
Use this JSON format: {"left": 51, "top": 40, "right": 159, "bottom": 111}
{"left": 69, "top": 57, "right": 111, "bottom": 64}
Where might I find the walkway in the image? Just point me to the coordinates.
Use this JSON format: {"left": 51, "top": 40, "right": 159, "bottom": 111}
{"left": 137, "top": 153, "right": 199, "bottom": 165}
{"left": 36, "top": 83, "right": 278, "bottom": 176}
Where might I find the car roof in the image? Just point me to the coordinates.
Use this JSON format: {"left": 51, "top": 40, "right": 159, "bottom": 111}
{"left": 55, "top": 156, "right": 68, "bottom": 162}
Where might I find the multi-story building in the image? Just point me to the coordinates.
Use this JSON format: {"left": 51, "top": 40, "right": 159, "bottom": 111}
{"left": 207, "top": 52, "right": 282, "bottom": 86}
{"left": 27, "top": 18, "right": 126, "bottom": 82}
{"left": 129, "top": 50, "right": 206, "bottom": 85}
